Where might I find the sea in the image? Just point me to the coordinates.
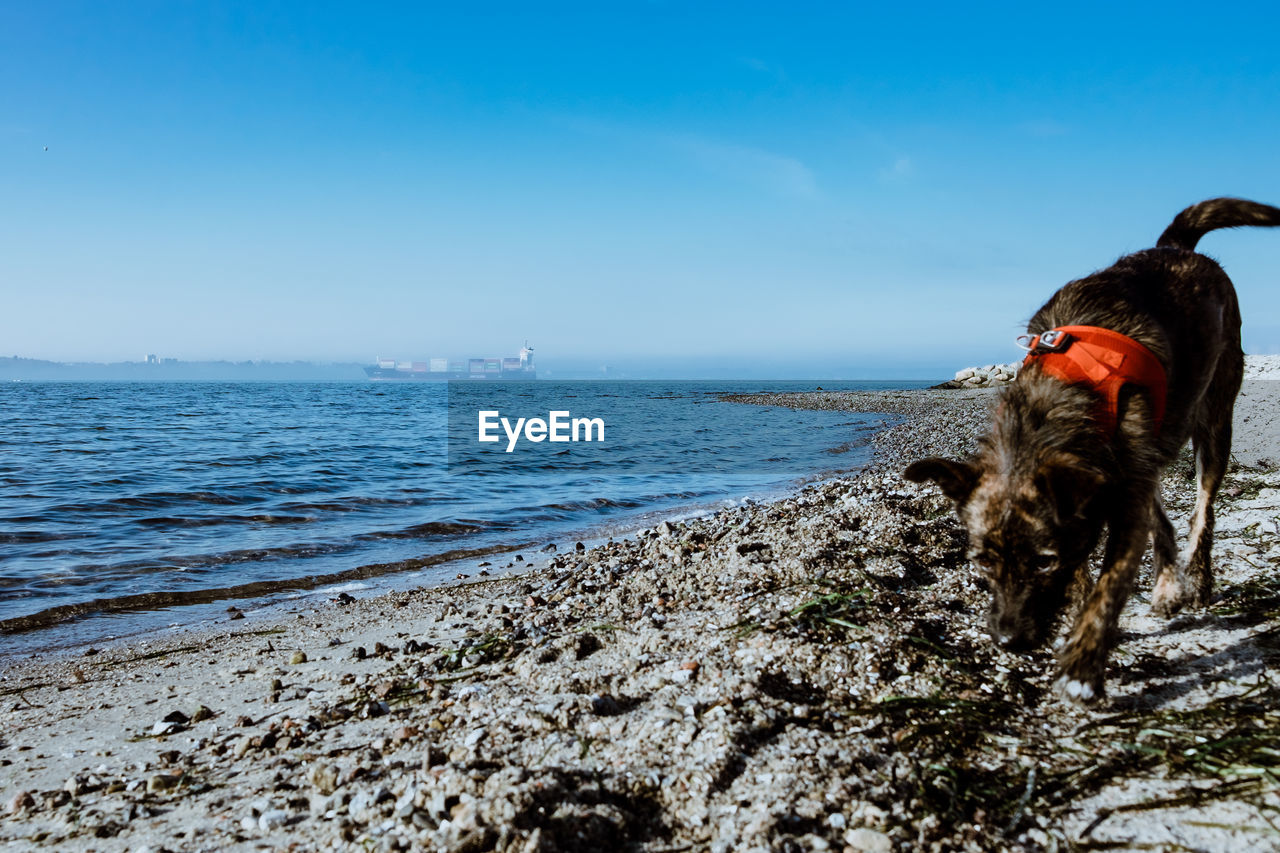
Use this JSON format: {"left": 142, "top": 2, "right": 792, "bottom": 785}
{"left": 0, "top": 380, "right": 928, "bottom": 657}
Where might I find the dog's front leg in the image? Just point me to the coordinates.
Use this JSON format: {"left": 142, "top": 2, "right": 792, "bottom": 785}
{"left": 1055, "top": 500, "right": 1152, "bottom": 704}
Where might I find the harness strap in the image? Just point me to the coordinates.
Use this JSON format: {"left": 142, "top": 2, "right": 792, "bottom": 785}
{"left": 1021, "top": 325, "right": 1167, "bottom": 436}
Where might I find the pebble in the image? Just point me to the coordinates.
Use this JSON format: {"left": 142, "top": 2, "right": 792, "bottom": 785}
{"left": 844, "top": 828, "right": 892, "bottom": 852}
{"left": 6, "top": 790, "right": 34, "bottom": 814}
{"left": 308, "top": 763, "right": 342, "bottom": 794}
{"left": 146, "top": 773, "right": 180, "bottom": 793}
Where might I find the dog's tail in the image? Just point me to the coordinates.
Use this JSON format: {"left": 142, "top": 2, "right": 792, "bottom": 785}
{"left": 1157, "top": 197, "right": 1280, "bottom": 251}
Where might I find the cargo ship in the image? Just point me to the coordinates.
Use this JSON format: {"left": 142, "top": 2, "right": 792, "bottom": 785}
{"left": 364, "top": 344, "right": 536, "bottom": 381}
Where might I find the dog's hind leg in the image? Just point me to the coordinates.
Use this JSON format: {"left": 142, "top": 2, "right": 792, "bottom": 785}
{"left": 1183, "top": 414, "right": 1232, "bottom": 605}
{"left": 1154, "top": 353, "right": 1241, "bottom": 615}
{"left": 1148, "top": 495, "right": 1181, "bottom": 614}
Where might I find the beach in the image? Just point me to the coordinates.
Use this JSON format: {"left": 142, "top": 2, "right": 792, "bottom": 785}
{"left": 2, "top": 382, "right": 1279, "bottom": 852}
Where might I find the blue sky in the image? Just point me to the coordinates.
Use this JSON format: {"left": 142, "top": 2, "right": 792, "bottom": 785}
{"left": 3, "top": 2, "right": 1280, "bottom": 376}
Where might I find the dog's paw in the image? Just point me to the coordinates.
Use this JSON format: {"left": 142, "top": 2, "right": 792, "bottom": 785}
{"left": 1054, "top": 674, "right": 1104, "bottom": 706}
{"left": 1151, "top": 575, "right": 1190, "bottom": 617}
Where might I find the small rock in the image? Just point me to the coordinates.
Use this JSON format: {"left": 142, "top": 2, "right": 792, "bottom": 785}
{"left": 146, "top": 772, "right": 180, "bottom": 793}
{"left": 309, "top": 792, "right": 334, "bottom": 815}
{"left": 464, "top": 728, "right": 486, "bottom": 747}
{"left": 307, "top": 763, "right": 341, "bottom": 795}
{"left": 258, "top": 809, "right": 289, "bottom": 830}
{"left": 190, "top": 705, "right": 214, "bottom": 723}
{"left": 844, "top": 827, "right": 892, "bottom": 853}
{"left": 289, "top": 651, "right": 307, "bottom": 665}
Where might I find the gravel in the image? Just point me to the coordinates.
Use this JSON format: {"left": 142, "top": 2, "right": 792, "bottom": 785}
{"left": 1, "top": 386, "right": 1276, "bottom": 852}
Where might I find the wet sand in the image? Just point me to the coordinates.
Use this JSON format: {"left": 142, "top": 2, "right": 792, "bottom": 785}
{"left": 1, "top": 384, "right": 1277, "bottom": 852}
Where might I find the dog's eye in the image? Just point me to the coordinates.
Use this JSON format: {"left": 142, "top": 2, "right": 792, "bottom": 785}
{"left": 1032, "top": 554, "right": 1057, "bottom": 573}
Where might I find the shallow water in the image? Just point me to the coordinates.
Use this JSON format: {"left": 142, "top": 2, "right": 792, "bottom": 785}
{"left": 0, "top": 380, "right": 924, "bottom": 646}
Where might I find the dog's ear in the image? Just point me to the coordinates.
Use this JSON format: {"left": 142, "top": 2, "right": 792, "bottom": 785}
{"left": 904, "top": 458, "right": 979, "bottom": 504}
{"left": 1035, "top": 456, "right": 1106, "bottom": 522}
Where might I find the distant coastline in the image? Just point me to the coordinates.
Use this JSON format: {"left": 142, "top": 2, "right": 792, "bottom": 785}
{"left": 0, "top": 356, "right": 368, "bottom": 381}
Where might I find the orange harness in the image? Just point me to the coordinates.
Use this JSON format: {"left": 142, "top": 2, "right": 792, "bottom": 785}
{"left": 1020, "top": 325, "right": 1167, "bottom": 436}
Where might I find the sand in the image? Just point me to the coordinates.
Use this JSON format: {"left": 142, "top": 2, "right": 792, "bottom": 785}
{"left": 0, "top": 383, "right": 1277, "bottom": 852}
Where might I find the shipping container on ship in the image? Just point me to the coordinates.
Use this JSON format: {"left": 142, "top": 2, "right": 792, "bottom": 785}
{"left": 364, "top": 344, "right": 536, "bottom": 381}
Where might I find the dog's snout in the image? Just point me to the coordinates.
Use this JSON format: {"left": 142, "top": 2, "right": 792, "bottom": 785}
{"left": 989, "top": 614, "right": 1035, "bottom": 651}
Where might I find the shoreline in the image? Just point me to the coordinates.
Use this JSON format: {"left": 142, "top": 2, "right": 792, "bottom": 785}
{"left": 0, "top": 384, "right": 893, "bottom": 658}
{"left": 0, "top": 461, "right": 877, "bottom": 665}
{"left": 1, "top": 385, "right": 1277, "bottom": 851}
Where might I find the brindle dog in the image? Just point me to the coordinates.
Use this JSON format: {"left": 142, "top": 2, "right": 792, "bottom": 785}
{"left": 906, "top": 198, "right": 1280, "bottom": 704}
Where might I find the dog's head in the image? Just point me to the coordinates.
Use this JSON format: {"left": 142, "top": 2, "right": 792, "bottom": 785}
{"left": 904, "top": 448, "right": 1106, "bottom": 650}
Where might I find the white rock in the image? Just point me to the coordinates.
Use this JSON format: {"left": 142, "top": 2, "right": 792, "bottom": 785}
{"left": 258, "top": 809, "right": 289, "bottom": 830}
{"left": 844, "top": 827, "right": 893, "bottom": 852}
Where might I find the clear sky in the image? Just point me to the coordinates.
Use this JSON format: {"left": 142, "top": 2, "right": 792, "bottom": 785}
{"left": 3, "top": 2, "right": 1280, "bottom": 376}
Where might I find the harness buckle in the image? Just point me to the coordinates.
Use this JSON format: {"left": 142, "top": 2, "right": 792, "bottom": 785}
{"left": 1034, "top": 329, "right": 1073, "bottom": 352}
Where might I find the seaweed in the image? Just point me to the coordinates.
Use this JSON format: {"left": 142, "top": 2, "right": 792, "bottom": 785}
{"left": 433, "top": 631, "right": 520, "bottom": 673}
{"left": 785, "top": 588, "right": 875, "bottom": 638}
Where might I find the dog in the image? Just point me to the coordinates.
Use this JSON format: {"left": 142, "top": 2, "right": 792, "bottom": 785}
{"left": 905, "top": 198, "right": 1280, "bottom": 703}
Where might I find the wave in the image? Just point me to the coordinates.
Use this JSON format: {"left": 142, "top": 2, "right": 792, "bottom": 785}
{"left": 132, "top": 513, "right": 318, "bottom": 528}
{"left": 0, "top": 542, "right": 528, "bottom": 635}
{"left": 0, "top": 530, "right": 86, "bottom": 545}
{"left": 354, "top": 520, "right": 491, "bottom": 540}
